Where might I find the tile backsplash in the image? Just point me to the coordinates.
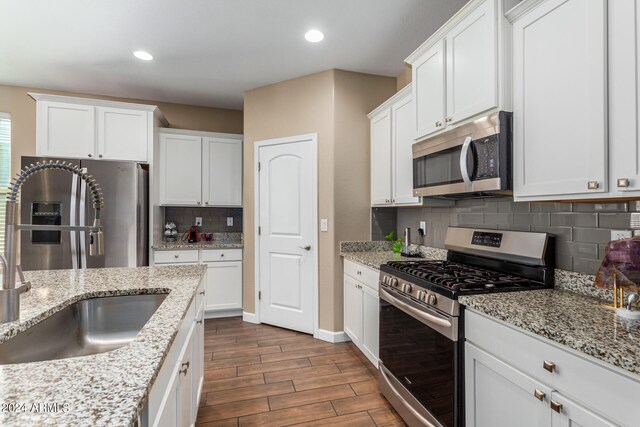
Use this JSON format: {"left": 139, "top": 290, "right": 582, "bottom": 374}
{"left": 375, "top": 199, "right": 640, "bottom": 275}
{"left": 164, "top": 207, "right": 243, "bottom": 233}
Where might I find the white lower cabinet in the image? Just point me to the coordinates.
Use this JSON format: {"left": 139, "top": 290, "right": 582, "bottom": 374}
{"left": 147, "top": 277, "right": 205, "bottom": 427}
{"left": 465, "top": 309, "right": 640, "bottom": 427}
{"left": 343, "top": 259, "right": 379, "bottom": 367}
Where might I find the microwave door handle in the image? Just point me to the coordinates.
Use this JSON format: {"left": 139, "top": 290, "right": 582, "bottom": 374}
{"left": 460, "top": 136, "right": 473, "bottom": 189}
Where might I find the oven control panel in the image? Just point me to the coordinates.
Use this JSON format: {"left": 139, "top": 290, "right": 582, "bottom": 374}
{"left": 471, "top": 231, "right": 503, "bottom": 248}
{"left": 380, "top": 274, "right": 457, "bottom": 316}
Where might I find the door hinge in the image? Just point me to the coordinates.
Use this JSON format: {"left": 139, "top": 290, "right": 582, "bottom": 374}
{"left": 258, "top": 291, "right": 262, "bottom": 300}
{"left": 258, "top": 226, "right": 261, "bottom": 235}
{"left": 258, "top": 162, "right": 261, "bottom": 171}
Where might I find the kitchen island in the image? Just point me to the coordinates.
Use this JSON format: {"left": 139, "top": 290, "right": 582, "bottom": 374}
{"left": 0, "top": 264, "right": 207, "bottom": 427}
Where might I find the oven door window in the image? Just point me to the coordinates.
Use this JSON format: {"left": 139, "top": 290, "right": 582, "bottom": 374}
{"left": 379, "top": 297, "right": 459, "bottom": 427}
{"left": 413, "top": 145, "right": 475, "bottom": 189}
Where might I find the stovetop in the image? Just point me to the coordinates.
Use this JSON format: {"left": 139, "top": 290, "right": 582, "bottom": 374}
{"left": 380, "top": 259, "right": 549, "bottom": 300}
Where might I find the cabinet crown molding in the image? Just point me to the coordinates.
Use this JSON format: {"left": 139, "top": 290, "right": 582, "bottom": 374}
{"left": 367, "top": 84, "right": 412, "bottom": 119}
{"left": 28, "top": 92, "right": 169, "bottom": 126}
{"left": 505, "top": 0, "right": 548, "bottom": 23}
{"left": 159, "top": 127, "right": 243, "bottom": 140}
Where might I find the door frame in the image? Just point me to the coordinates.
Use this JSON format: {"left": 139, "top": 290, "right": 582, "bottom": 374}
{"left": 253, "top": 133, "right": 319, "bottom": 338}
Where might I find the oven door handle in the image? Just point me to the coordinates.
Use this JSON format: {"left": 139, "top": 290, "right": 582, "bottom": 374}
{"left": 379, "top": 365, "right": 440, "bottom": 427}
{"left": 460, "top": 136, "right": 473, "bottom": 189}
{"left": 380, "top": 288, "right": 452, "bottom": 329}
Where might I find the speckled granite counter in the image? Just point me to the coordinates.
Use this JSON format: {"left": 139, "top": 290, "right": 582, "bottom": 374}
{"left": 340, "top": 241, "right": 447, "bottom": 270}
{"left": 0, "top": 265, "right": 207, "bottom": 426}
{"left": 152, "top": 241, "right": 243, "bottom": 250}
{"left": 460, "top": 290, "right": 640, "bottom": 377}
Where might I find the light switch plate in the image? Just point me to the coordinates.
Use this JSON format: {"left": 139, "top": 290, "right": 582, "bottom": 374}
{"left": 419, "top": 221, "right": 426, "bottom": 232}
{"left": 227, "top": 217, "right": 233, "bottom": 226}
{"left": 321, "top": 219, "right": 328, "bottom": 232}
{"left": 195, "top": 217, "right": 203, "bottom": 227}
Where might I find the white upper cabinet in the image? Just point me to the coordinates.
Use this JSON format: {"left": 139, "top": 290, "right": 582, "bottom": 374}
{"left": 446, "top": 0, "right": 497, "bottom": 125}
{"left": 202, "top": 137, "right": 243, "bottom": 206}
{"left": 97, "top": 106, "right": 149, "bottom": 161}
{"left": 609, "top": 0, "right": 640, "bottom": 195}
{"left": 408, "top": 0, "right": 508, "bottom": 142}
{"left": 413, "top": 39, "right": 446, "bottom": 138}
{"left": 510, "top": 0, "right": 608, "bottom": 200}
{"left": 370, "top": 108, "right": 393, "bottom": 205}
{"left": 370, "top": 87, "right": 421, "bottom": 207}
{"left": 159, "top": 129, "right": 243, "bottom": 207}
{"left": 160, "top": 133, "right": 203, "bottom": 206}
{"left": 31, "top": 93, "right": 165, "bottom": 162}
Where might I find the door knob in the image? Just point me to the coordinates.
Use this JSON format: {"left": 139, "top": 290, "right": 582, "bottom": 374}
{"left": 298, "top": 245, "right": 311, "bottom": 251}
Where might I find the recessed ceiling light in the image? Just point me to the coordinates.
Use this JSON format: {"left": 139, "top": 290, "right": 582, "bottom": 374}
{"left": 304, "top": 29, "right": 324, "bottom": 43}
{"left": 133, "top": 50, "right": 154, "bottom": 61}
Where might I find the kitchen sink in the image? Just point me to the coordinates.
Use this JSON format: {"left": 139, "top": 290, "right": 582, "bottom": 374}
{"left": 0, "top": 293, "right": 168, "bottom": 364}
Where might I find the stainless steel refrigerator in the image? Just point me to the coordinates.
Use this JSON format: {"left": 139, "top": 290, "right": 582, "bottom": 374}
{"left": 20, "top": 156, "right": 148, "bottom": 271}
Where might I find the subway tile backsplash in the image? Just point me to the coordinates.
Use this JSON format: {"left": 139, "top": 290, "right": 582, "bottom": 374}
{"left": 164, "top": 206, "right": 243, "bottom": 234}
{"left": 375, "top": 198, "right": 637, "bottom": 275}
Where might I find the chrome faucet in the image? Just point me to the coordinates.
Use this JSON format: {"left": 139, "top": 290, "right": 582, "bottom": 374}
{"left": 0, "top": 160, "right": 105, "bottom": 323}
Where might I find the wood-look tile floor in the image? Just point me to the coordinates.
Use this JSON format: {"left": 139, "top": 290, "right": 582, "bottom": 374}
{"left": 195, "top": 317, "right": 407, "bottom": 427}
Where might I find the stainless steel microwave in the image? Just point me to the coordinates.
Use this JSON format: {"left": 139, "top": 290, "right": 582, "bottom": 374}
{"left": 413, "top": 111, "right": 513, "bottom": 198}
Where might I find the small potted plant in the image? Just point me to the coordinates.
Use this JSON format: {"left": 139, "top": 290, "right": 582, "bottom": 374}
{"left": 385, "top": 231, "right": 403, "bottom": 257}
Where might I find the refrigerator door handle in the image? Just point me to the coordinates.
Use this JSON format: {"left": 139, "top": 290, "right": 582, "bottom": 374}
{"left": 70, "top": 173, "right": 79, "bottom": 270}
{"left": 78, "top": 168, "right": 87, "bottom": 269}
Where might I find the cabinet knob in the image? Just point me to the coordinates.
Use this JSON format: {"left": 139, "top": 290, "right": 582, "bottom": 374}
{"left": 98, "top": 154, "right": 103, "bottom": 158}
{"left": 446, "top": 117, "right": 453, "bottom": 122}
{"left": 533, "top": 389, "right": 546, "bottom": 402}
{"left": 550, "top": 400, "right": 563, "bottom": 413}
{"left": 205, "top": 201, "right": 209, "bottom": 205}
{"left": 179, "top": 361, "right": 190, "bottom": 375}
{"left": 88, "top": 154, "right": 93, "bottom": 158}
{"left": 174, "top": 254, "right": 179, "bottom": 259}
{"left": 199, "top": 290, "right": 205, "bottom": 295}
{"left": 587, "top": 181, "right": 599, "bottom": 190}
{"left": 196, "top": 319, "right": 203, "bottom": 324}
{"left": 543, "top": 360, "right": 556, "bottom": 373}
{"left": 617, "top": 178, "right": 630, "bottom": 188}
{"left": 435, "top": 121, "right": 442, "bottom": 127}
{"left": 197, "top": 201, "right": 201, "bottom": 205}
{"left": 220, "top": 253, "right": 224, "bottom": 257}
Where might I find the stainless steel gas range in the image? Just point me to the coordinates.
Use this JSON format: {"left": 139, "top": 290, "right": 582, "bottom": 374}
{"left": 377, "top": 227, "right": 554, "bottom": 427}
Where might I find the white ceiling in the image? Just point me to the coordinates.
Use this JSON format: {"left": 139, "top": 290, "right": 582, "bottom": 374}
{"left": 0, "top": 0, "right": 468, "bottom": 110}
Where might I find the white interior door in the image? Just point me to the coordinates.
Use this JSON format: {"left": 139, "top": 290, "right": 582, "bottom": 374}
{"left": 257, "top": 134, "right": 317, "bottom": 334}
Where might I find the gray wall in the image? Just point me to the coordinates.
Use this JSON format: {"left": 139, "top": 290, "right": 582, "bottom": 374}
{"left": 164, "top": 207, "right": 243, "bottom": 233}
{"left": 377, "top": 199, "right": 639, "bottom": 275}
{"left": 372, "top": 207, "right": 398, "bottom": 241}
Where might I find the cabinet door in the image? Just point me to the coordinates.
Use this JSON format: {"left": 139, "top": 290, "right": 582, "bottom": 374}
{"left": 97, "top": 107, "right": 149, "bottom": 162}
{"left": 513, "top": 0, "right": 607, "bottom": 199}
{"left": 609, "top": 0, "right": 640, "bottom": 194}
{"left": 445, "top": 0, "right": 497, "bottom": 125}
{"left": 202, "top": 137, "right": 242, "bottom": 206}
{"left": 550, "top": 392, "right": 617, "bottom": 427}
{"left": 465, "top": 343, "right": 551, "bottom": 427}
{"left": 392, "top": 94, "right": 420, "bottom": 205}
{"left": 205, "top": 261, "right": 243, "bottom": 311}
{"left": 361, "top": 284, "right": 379, "bottom": 367}
{"left": 159, "top": 134, "right": 203, "bottom": 205}
{"left": 413, "top": 39, "right": 446, "bottom": 139}
{"left": 178, "top": 329, "right": 194, "bottom": 427}
{"left": 343, "top": 275, "right": 363, "bottom": 345}
{"left": 36, "top": 101, "right": 95, "bottom": 158}
{"left": 155, "top": 368, "right": 179, "bottom": 427}
{"left": 371, "top": 109, "right": 392, "bottom": 206}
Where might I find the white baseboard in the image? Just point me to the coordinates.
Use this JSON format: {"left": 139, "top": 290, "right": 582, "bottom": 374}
{"left": 204, "top": 309, "right": 243, "bottom": 319}
{"left": 242, "top": 311, "right": 260, "bottom": 324}
{"left": 316, "top": 329, "right": 350, "bottom": 343}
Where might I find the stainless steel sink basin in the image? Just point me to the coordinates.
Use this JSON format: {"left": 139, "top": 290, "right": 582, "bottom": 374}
{"left": 0, "top": 293, "right": 168, "bottom": 364}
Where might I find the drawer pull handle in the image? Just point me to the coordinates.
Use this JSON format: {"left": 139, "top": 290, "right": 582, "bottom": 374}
{"left": 533, "top": 389, "right": 545, "bottom": 401}
{"left": 199, "top": 290, "right": 205, "bottom": 295}
{"left": 543, "top": 361, "right": 556, "bottom": 373}
{"left": 550, "top": 400, "right": 562, "bottom": 413}
{"left": 196, "top": 319, "right": 203, "bottom": 324}
{"left": 587, "top": 181, "right": 599, "bottom": 190}
{"left": 180, "top": 361, "right": 190, "bottom": 375}
{"left": 618, "top": 178, "right": 630, "bottom": 188}
{"left": 174, "top": 255, "right": 179, "bottom": 259}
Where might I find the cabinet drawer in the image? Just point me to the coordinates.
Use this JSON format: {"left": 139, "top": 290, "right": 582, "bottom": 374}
{"left": 154, "top": 250, "right": 199, "bottom": 264}
{"left": 465, "top": 309, "right": 640, "bottom": 426}
{"left": 201, "top": 249, "right": 242, "bottom": 262}
{"left": 344, "top": 259, "right": 379, "bottom": 290}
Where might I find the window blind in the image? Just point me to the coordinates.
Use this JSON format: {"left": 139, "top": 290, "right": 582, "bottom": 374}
{"left": 0, "top": 113, "right": 11, "bottom": 255}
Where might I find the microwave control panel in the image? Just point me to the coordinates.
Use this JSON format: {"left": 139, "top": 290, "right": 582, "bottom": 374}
{"left": 474, "top": 134, "right": 499, "bottom": 179}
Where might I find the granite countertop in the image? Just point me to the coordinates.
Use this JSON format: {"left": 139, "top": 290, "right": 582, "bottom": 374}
{"left": 152, "top": 241, "right": 243, "bottom": 250}
{"left": 0, "top": 265, "right": 207, "bottom": 426}
{"left": 460, "top": 289, "right": 640, "bottom": 377}
{"left": 339, "top": 241, "right": 447, "bottom": 270}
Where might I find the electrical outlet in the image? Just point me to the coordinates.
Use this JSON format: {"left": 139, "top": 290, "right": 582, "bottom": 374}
{"left": 321, "top": 219, "right": 328, "bottom": 232}
{"left": 227, "top": 217, "right": 233, "bottom": 226}
{"left": 611, "top": 229, "right": 632, "bottom": 241}
{"left": 195, "top": 217, "right": 203, "bottom": 227}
